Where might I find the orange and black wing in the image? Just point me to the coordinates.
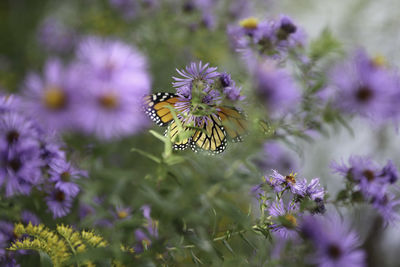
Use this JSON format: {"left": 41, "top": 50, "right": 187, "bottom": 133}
{"left": 217, "top": 106, "right": 247, "bottom": 142}
{"left": 143, "top": 93, "right": 180, "bottom": 126}
{"left": 165, "top": 119, "right": 193, "bottom": 150}
{"left": 190, "top": 115, "right": 227, "bottom": 154}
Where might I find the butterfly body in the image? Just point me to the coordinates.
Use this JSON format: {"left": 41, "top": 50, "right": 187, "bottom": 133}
{"left": 144, "top": 92, "right": 246, "bottom": 154}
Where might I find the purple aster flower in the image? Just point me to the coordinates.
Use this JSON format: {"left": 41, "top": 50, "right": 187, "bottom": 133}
{"left": 331, "top": 156, "right": 387, "bottom": 200}
{"left": 255, "top": 62, "right": 301, "bottom": 118}
{"left": 275, "top": 15, "right": 306, "bottom": 50}
{"left": 265, "top": 170, "right": 305, "bottom": 196}
{"left": 0, "top": 95, "right": 19, "bottom": 114}
{"left": 172, "top": 61, "right": 219, "bottom": 94}
{"left": 21, "top": 58, "right": 83, "bottom": 131}
{"left": 0, "top": 112, "right": 40, "bottom": 147}
{"left": 306, "top": 178, "right": 325, "bottom": 201}
{"left": 134, "top": 205, "right": 158, "bottom": 253}
{"left": 372, "top": 193, "right": 400, "bottom": 225}
{"left": 75, "top": 37, "right": 151, "bottom": 139}
{"left": 250, "top": 183, "right": 264, "bottom": 200}
{"left": 0, "top": 221, "right": 19, "bottom": 267}
{"left": 268, "top": 198, "right": 300, "bottom": 240}
{"left": 379, "top": 160, "right": 398, "bottom": 184}
{"left": 219, "top": 72, "right": 245, "bottom": 102}
{"left": 0, "top": 141, "right": 43, "bottom": 197}
{"left": 46, "top": 189, "right": 73, "bottom": 218}
{"left": 256, "top": 141, "right": 299, "bottom": 174}
{"left": 114, "top": 205, "right": 132, "bottom": 220}
{"left": 330, "top": 49, "right": 397, "bottom": 120}
{"left": 38, "top": 131, "right": 66, "bottom": 166}
{"left": 301, "top": 214, "right": 366, "bottom": 267}
{"left": 79, "top": 203, "right": 95, "bottom": 219}
{"left": 20, "top": 211, "right": 40, "bottom": 225}
{"left": 77, "top": 37, "right": 150, "bottom": 83}
{"left": 48, "top": 159, "right": 87, "bottom": 197}
{"left": 37, "top": 17, "right": 76, "bottom": 53}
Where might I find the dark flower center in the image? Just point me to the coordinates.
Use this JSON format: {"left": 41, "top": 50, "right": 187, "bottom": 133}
{"left": 281, "top": 22, "right": 297, "bottom": 35}
{"left": 99, "top": 94, "right": 118, "bottom": 109}
{"left": 327, "top": 244, "right": 343, "bottom": 259}
{"left": 9, "top": 158, "right": 22, "bottom": 172}
{"left": 6, "top": 130, "right": 20, "bottom": 144}
{"left": 43, "top": 87, "right": 67, "bottom": 110}
{"left": 61, "top": 171, "right": 71, "bottom": 182}
{"left": 363, "top": 169, "right": 375, "bottom": 181}
{"left": 285, "top": 175, "right": 296, "bottom": 184}
{"left": 55, "top": 191, "right": 66, "bottom": 202}
{"left": 356, "top": 86, "right": 374, "bottom": 103}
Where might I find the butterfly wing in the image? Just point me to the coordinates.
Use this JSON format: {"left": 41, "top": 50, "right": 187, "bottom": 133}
{"left": 217, "top": 106, "right": 247, "bottom": 142}
{"left": 190, "top": 115, "right": 227, "bottom": 154}
{"left": 165, "top": 119, "right": 193, "bottom": 150}
{"left": 143, "top": 93, "right": 180, "bottom": 126}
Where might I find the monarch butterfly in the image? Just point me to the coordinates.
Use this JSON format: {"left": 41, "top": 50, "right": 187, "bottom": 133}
{"left": 143, "top": 92, "right": 247, "bottom": 154}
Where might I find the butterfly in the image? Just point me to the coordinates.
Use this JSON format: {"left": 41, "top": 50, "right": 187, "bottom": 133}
{"left": 143, "top": 92, "right": 247, "bottom": 154}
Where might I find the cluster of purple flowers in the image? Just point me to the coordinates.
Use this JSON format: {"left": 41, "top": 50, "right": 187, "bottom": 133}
{"left": 0, "top": 94, "right": 86, "bottom": 219}
{"left": 329, "top": 49, "right": 400, "bottom": 123}
{"left": 172, "top": 61, "right": 244, "bottom": 127}
{"left": 228, "top": 15, "right": 306, "bottom": 60}
{"left": 332, "top": 156, "right": 400, "bottom": 225}
{"left": 22, "top": 36, "right": 151, "bottom": 140}
{"left": 253, "top": 170, "right": 325, "bottom": 240}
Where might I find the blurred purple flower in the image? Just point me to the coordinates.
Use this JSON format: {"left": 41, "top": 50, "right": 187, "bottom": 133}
{"left": 379, "top": 160, "right": 398, "bottom": 184}
{"left": 37, "top": 17, "right": 76, "bottom": 53}
{"left": 21, "top": 59, "right": 83, "bottom": 131}
{"left": 46, "top": 189, "right": 73, "bottom": 218}
{"left": 48, "top": 159, "right": 87, "bottom": 197}
{"left": 265, "top": 170, "right": 305, "bottom": 196}
{"left": 134, "top": 205, "right": 158, "bottom": 253}
{"left": 20, "top": 211, "right": 40, "bottom": 226}
{"left": 306, "top": 178, "right": 325, "bottom": 201}
{"left": 0, "top": 221, "right": 19, "bottom": 267}
{"left": 75, "top": 37, "right": 151, "bottom": 139}
{"left": 268, "top": 198, "right": 300, "bottom": 239}
{"left": 255, "top": 62, "right": 301, "bottom": 117}
{"left": 330, "top": 49, "right": 398, "bottom": 121}
{"left": 114, "top": 205, "right": 133, "bottom": 220}
{"left": 256, "top": 141, "right": 299, "bottom": 174}
{"left": 372, "top": 193, "right": 400, "bottom": 225}
{"left": 0, "top": 112, "right": 39, "bottom": 147}
{"left": 300, "top": 214, "right": 366, "bottom": 267}
{"left": 109, "top": 0, "right": 137, "bottom": 19}
{"left": 0, "top": 141, "right": 43, "bottom": 197}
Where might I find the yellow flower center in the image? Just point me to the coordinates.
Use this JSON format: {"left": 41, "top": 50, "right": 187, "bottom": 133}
{"left": 284, "top": 214, "right": 297, "bottom": 227}
{"left": 372, "top": 54, "right": 386, "bottom": 67}
{"left": 239, "top": 17, "right": 259, "bottom": 29}
{"left": 99, "top": 93, "right": 118, "bottom": 109}
{"left": 43, "top": 87, "right": 67, "bottom": 110}
{"left": 117, "top": 210, "right": 128, "bottom": 219}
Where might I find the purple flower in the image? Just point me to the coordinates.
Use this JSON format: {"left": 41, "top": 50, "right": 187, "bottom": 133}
{"left": 77, "top": 37, "right": 150, "bottom": 83}
{"left": 0, "top": 95, "right": 19, "bottom": 114}
{"left": 37, "top": 17, "right": 76, "bottom": 53}
{"left": 265, "top": 170, "right": 305, "bottom": 196}
{"left": 45, "top": 189, "right": 73, "bottom": 218}
{"left": 379, "top": 160, "right": 398, "bottom": 184}
{"left": 0, "top": 141, "right": 43, "bottom": 197}
{"left": 75, "top": 37, "right": 151, "bottom": 139}
{"left": 372, "top": 193, "right": 400, "bottom": 225}
{"left": 172, "top": 61, "right": 219, "bottom": 95}
{"left": 301, "top": 214, "right": 366, "bottom": 267}
{"left": 268, "top": 198, "right": 299, "bottom": 239}
{"left": 255, "top": 62, "right": 301, "bottom": 117}
{"left": 134, "top": 205, "right": 158, "bottom": 253}
{"left": 21, "top": 59, "right": 83, "bottom": 131}
{"left": 306, "top": 178, "right": 325, "bottom": 201}
{"left": 219, "top": 72, "right": 245, "bottom": 101}
{"left": 330, "top": 49, "right": 397, "bottom": 121}
{"left": 48, "top": 159, "right": 87, "bottom": 197}
{"left": 114, "top": 205, "right": 132, "bottom": 220}
{"left": 0, "top": 221, "right": 19, "bottom": 267}
{"left": 20, "top": 211, "right": 40, "bottom": 225}
{"left": 256, "top": 141, "right": 299, "bottom": 173}
{"left": 331, "top": 156, "right": 387, "bottom": 199}
{"left": 0, "top": 112, "right": 40, "bottom": 147}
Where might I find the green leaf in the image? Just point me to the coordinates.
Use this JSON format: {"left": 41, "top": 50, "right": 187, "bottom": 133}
{"left": 309, "top": 28, "right": 342, "bottom": 60}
